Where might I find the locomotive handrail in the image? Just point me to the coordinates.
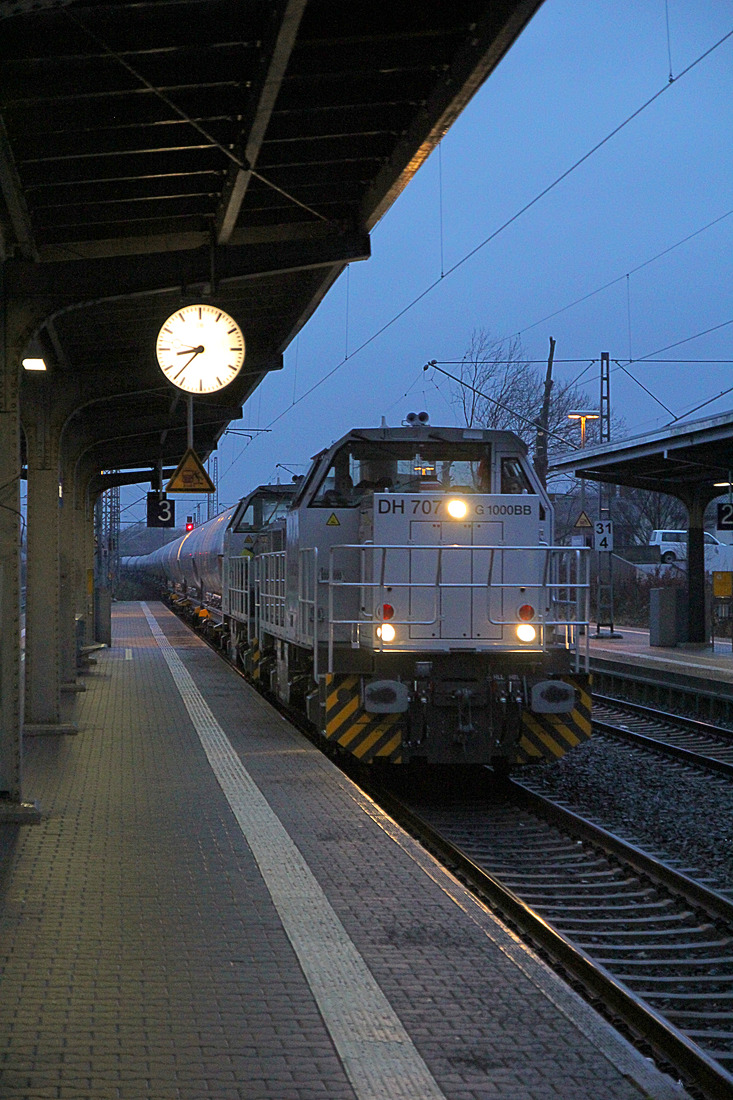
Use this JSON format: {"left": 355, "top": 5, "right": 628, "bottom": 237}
{"left": 253, "top": 542, "right": 591, "bottom": 674}
{"left": 224, "top": 553, "right": 252, "bottom": 624}
{"left": 482, "top": 547, "right": 591, "bottom": 671}
{"left": 258, "top": 550, "right": 287, "bottom": 631}
{"left": 321, "top": 542, "right": 590, "bottom": 671}
{"left": 299, "top": 547, "right": 318, "bottom": 679}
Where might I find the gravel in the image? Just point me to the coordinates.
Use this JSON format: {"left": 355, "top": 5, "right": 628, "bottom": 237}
{"left": 519, "top": 734, "right": 733, "bottom": 895}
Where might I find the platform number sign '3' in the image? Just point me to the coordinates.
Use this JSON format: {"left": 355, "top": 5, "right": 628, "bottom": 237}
{"left": 147, "top": 492, "right": 175, "bottom": 528}
{"left": 593, "top": 520, "right": 614, "bottom": 551}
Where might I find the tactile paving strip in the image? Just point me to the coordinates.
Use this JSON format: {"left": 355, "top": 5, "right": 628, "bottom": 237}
{"left": 141, "top": 601, "right": 447, "bottom": 1100}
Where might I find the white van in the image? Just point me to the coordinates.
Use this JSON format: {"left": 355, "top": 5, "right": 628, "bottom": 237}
{"left": 649, "top": 529, "right": 721, "bottom": 563}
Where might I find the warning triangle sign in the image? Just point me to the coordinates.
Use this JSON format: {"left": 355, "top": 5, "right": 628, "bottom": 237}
{"left": 574, "top": 510, "right": 593, "bottom": 528}
{"left": 166, "top": 449, "right": 216, "bottom": 493}
{"left": 326, "top": 513, "right": 340, "bottom": 526}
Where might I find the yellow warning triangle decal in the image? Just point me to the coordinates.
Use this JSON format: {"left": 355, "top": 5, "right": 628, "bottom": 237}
{"left": 574, "top": 510, "right": 593, "bottom": 528}
{"left": 326, "top": 513, "right": 340, "bottom": 526}
{"left": 166, "top": 448, "right": 216, "bottom": 493}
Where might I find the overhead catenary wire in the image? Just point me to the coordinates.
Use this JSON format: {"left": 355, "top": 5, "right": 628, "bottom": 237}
{"left": 603, "top": 316, "right": 733, "bottom": 423}
{"left": 516, "top": 207, "right": 733, "bottom": 338}
{"left": 424, "top": 361, "right": 578, "bottom": 450}
{"left": 224, "top": 27, "right": 733, "bottom": 458}
{"left": 614, "top": 363, "right": 676, "bottom": 418}
{"left": 668, "top": 385, "right": 733, "bottom": 423}
{"left": 621, "top": 316, "right": 733, "bottom": 365}
{"left": 133, "top": 23, "right": 732, "bottom": 501}
{"left": 665, "top": 0, "right": 675, "bottom": 82}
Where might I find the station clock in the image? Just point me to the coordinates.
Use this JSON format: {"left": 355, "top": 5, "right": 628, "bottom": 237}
{"left": 156, "top": 304, "right": 245, "bottom": 394}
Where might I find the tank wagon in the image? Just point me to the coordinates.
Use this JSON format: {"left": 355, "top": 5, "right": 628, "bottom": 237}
{"left": 126, "top": 483, "right": 294, "bottom": 601}
{"left": 128, "top": 422, "right": 591, "bottom": 770}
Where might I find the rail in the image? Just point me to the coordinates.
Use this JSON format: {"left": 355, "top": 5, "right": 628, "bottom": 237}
{"left": 369, "top": 776, "right": 733, "bottom": 1100}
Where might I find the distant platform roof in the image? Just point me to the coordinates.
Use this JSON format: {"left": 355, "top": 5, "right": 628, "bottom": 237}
{"left": 550, "top": 409, "right": 733, "bottom": 502}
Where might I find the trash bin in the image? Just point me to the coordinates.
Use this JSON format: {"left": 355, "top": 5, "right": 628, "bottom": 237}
{"left": 94, "top": 587, "right": 112, "bottom": 647}
{"left": 649, "top": 588, "right": 679, "bottom": 647}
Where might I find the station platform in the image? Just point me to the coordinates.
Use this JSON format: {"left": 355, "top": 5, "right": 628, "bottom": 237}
{"left": 590, "top": 625, "right": 733, "bottom": 693}
{"left": 0, "top": 601, "right": 688, "bottom": 1100}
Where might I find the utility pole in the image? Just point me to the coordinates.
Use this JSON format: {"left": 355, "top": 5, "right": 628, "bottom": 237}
{"left": 206, "top": 456, "right": 219, "bottom": 520}
{"left": 595, "top": 351, "right": 622, "bottom": 637}
{"left": 534, "top": 336, "right": 555, "bottom": 489}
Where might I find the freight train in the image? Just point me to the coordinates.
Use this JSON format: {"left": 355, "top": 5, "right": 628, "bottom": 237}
{"left": 125, "top": 419, "right": 592, "bottom": 770}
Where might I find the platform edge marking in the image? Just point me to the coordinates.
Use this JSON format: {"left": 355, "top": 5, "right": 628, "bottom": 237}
{"left": 140, "top": 603, "right": 447, "bottom": 1100}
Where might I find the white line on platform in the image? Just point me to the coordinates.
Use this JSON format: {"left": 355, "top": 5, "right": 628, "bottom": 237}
{"left": 140, "top": 602, "right": 447, "bottom": 1100}
{"left": 125, "top": 648, "right": 133, "bottom": 660}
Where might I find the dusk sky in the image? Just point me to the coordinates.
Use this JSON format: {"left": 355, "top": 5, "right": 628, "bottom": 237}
{"left": 121, "top": 0, "right": 733, "bottom": 526}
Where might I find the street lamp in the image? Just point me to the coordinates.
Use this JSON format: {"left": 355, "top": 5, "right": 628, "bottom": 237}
{"left": 567, "top": 410, "right": 600, "bottom": 449}
{"left": 568, "top": 410, "right": 600, "bottom": 531}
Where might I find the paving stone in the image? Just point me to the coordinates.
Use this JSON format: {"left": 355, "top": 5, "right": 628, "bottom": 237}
{"left": 0, "top": 602, "right": 691, "bottom": 1100}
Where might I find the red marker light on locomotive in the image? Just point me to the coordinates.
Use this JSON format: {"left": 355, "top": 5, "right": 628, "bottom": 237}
{"left": 518, "top": 604, "right": 535, "bottom": 621}
{"left": 381, "top": 604, "right": 394, "bottom": 620}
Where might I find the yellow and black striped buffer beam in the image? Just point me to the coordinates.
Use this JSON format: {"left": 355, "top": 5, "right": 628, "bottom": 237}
{"left": 323, "top": 674, "right": 403, "bottom": 763}
{"left": 516, "top": 675, "right": 592, "bottom": 764}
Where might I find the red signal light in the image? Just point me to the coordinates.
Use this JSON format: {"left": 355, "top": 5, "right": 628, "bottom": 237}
{"left": 185, "top": 522, "right": 195, "bottom": 532}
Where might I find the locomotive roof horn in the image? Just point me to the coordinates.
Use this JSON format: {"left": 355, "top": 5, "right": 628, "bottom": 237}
{"left": 405, "top": 411, "right": 429, "bottom": 426}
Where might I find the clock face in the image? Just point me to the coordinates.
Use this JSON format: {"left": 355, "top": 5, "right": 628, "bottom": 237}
{"left": 156, "top": 304, "right": 245, "bottom": 394}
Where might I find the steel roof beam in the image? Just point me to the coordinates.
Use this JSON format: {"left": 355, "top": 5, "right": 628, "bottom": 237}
{"left": 5, "top": 226, "right": 370, "bottom": 310}
{"left": 216, "top": 0, "right": 308, "bottom": 244}
{"left": 360, "top": 0, "right": 543, "bottom": 231}
{"left": 0, "top": 113, "right": 38, "bottom": 259}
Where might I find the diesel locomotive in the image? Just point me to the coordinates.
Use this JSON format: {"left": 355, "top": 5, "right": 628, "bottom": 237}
{"left": 126, "top": 419, "right": 592, "bottom": 770}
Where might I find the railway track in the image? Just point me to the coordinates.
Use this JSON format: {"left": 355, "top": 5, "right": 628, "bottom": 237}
{"left": 592, "top": 694, "right": 733, "bottom": 776}
{"left": 374, "top": 772, "right": 733, "bottom": 1100}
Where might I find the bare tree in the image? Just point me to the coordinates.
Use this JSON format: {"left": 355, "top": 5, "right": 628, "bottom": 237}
{"left": 454, "top": 331, "right": 537, "bottom": 432}
{"left": 451, "top": 329, "right": 612, "bottom": 478}
{"left": 613, "top": 487, "right": 687, "bottom": 544}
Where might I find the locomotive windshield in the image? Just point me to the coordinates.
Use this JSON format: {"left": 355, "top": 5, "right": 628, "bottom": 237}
{"left": 231, "top": 490, "right": 292, "bottom": 531}
{"left": 311, "top": 440, "right": 503, "bottom": 508}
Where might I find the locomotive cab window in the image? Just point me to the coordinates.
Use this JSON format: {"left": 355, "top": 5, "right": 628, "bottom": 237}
{"left": 232, "top": 493, "right": 291, "bottom": 531}
{"left": 310, "top": 441, "right": 494, "bottom": 506}
{"left": 500, "top": 458, "right": 534, "bottom": 494}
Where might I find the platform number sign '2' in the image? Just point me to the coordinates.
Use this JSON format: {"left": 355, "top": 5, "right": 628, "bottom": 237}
{"left": 593, "top": 520, "right": 614, "bottom": 551}
{"left": 147, "top": 492, "right": 175, "bottom": 528}
{"left": 717, "top": 502, "right": 733, "bottom": 530}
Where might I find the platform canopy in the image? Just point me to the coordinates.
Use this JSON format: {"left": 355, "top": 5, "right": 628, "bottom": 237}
{"left": 0, "top": 0, "right": 545, "bottom": 476}
{"left": 550, "top": 409, "right": 733, "bottom": 643}
{"left": 549, "top": 409, "right": 733, "bottom": 505}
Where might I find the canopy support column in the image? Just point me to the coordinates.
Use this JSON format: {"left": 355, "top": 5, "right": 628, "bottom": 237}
{"left": 0, "top": 280, "right": 40, "bottom": 818}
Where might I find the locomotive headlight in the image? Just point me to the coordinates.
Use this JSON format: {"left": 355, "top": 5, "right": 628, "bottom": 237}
{"left": 377, "top": 624, "right": 396, "bottom": 642}
{"left": 516, "top": 624, "right": 537, "bottom": 643}
{"left": 447, "top": 498, "right": 468, "bottom": 519}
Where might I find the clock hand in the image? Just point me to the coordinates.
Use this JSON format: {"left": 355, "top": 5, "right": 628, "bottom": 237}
{"left": 172, "top": 346, "right": 206, "bottom": 381}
